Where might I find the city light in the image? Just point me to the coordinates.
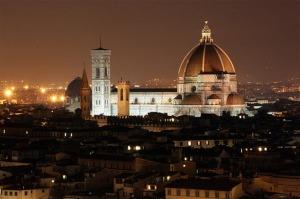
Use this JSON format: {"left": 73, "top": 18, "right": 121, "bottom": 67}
{"left": 4, "top": 89, "right": 13, "bottom": 98}
{"left": 40, "top": 88, "right": 46, "bottom": 94}
{"left": 50, "top": 95, "right": 65, "bottom": 103}
{"left": 135, "top": 146, "right": 141, "bottom": 151}
{"left": 50, "top": 95, "right": 57, "bottom": 103}
{"left": 62, "top": 174, "right": 67, "bottom": 180}
{"left": 60, "top": 96, "right": 65, "bottom": 102}
{"left": 23, "top": 85, "right": 29, "bottom": 90}
{"left": 258, "top": 147, "right": 263, "bottom": 152}
{"left": 10, "top": 86, "right": 15, "bottom": 91}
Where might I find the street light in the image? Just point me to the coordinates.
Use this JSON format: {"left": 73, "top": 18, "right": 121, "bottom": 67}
{"left": 23, "top": 85, "right": 29, "bottom": 90}
{"left": 60, "top": 95, "right": 65, "bottom": 102}
{"left": 4, "top": 89, "right": 13, "bottom": 98}
{"left": 50, "top": 95, "right": 57, "bottom": 103}
{"left": 40, "top": 88, "right": 46, "bottom": 94}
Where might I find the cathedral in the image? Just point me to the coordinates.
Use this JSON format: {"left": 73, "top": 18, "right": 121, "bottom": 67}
{"left": 80, "top": 21, "right": 246, "bottom": 118}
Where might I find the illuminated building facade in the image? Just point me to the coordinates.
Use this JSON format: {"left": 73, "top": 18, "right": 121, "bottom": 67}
{"left": 91, "top": 21, "right": 246, "bottom": 117}
{"left": 80, "top": 68, "right": 92, "bottom": 119}
{"left": 91, "top": 46, "right": 111, "bottom": 116}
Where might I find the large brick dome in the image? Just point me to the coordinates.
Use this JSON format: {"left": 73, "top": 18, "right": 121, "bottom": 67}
{"left": 178, "top": 21, "right": 235, "bottom": 78}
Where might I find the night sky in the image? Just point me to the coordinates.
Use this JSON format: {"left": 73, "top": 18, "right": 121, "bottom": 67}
{"left": 0, "top": 0, "right": 299, "bottom": 85}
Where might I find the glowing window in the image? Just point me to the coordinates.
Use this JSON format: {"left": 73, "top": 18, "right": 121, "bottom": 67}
{"left": 135, "top": 146, "right": 141, "bottom": 151}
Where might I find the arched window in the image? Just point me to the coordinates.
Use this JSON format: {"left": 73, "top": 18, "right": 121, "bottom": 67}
{"left": 96, "top": 68, "right": 100, "bottom": 78}
{"left": 151, "top": 98, "right": 155, "bottom": 104}
{"left": 134, "top": 98, "right": 138, "bottom": 104}
{"left": 104, "top": 67, "right": 108, "bottom": 77}
{"left": 191, "top": 86, "right": 196, "bottom": 93}
{"left": 120, "top": 88, "right": 124, "bottom": 101}
{"left": 168, "top": 98, "right": 172, "bottom": 103}
{"left": 126, "top": 90, "right": 129, "bottom": 101}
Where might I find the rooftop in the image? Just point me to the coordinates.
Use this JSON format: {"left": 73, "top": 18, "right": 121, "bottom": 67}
{"left": 111, "top": 87, "right": 177, "bottom": 93}
{"left": 165, "top": 178, "right": 241, "bottom": 191}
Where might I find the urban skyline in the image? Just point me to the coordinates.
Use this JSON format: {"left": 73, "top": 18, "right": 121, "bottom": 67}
{"left": 0, "top": 1, "right": 299, "bottom": 199}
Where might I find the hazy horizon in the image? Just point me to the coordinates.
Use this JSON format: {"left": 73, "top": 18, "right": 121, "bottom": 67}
{"left": 0, "top": 0, "right": 299, "bottom": 85}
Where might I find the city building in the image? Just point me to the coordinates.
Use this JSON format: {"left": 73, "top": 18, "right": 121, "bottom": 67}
{"left": 165, "top": 178, "right": 243, "bottom": 199}
{"left": 80, "top": 68, "right": 92, "bottom": 119}
{"left": 0, "top": 187, "right": 49, "bottom": 199}
{"left": 90, "top": 21, "right": 246, "bottom": 117}
{"left": 251, "top": 174, "right": 300, "bottom": 197}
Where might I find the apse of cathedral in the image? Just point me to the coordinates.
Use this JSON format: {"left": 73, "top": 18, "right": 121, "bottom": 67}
{"left": 73, "top": 21, "right": 246, "bottom": 117}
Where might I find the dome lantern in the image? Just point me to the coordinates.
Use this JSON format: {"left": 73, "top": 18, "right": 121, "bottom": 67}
{"left": 200, "top": 21, "right": 213, "bottom": 43}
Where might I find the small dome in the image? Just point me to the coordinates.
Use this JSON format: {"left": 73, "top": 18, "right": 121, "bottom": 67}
{"left": 226, "top": 93, "right": 244, "bottom": 105}
{"left": 178, "top": 21, "right": 235, "bottom": 78}
{"left": 181, "top": 94, "right": 202, "bottom": 105}
{"left": 65, "top": 77, "right": 82, "bottom": 98}
{"left": 208, "top": 94, "right": 220, "bottom": 100}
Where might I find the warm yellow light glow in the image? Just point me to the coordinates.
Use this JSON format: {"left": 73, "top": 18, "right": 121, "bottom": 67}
{"left": 135, "top": 146, "right": 141, "bottom": 151}
{"left": 23, "top": 85, "right": 29, "bottom": 90}
{"left": 50, "top": 95, "right": 57, "bottom": 102}
{"left": 10, "top": 86, "right": 15, "bottom": 91}
{"left": 4, "top": 89, "right": 13, "bottom": 98}
{"left": 258, "top": 147, "right": 263, "bottom": 152}
{"left": 60, "top": 96, "right": 65, "bottom": 102}
{"left": 40, "top": 88, "right": 46, "bottom": 94}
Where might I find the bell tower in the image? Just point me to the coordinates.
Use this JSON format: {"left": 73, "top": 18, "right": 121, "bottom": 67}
{"left": 80, "top": 68, "right": 91, "bottom": 119}
{"left": 91, "top": 44, "right": 111, "bottom": 116}
{"left": 117, "top": 81, "right": 130, "bottom": 116}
